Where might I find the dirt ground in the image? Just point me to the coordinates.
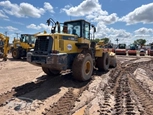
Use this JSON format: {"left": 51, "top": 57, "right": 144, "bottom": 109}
{"left": 1, "top": 54, "right": 153, "bottom": 115}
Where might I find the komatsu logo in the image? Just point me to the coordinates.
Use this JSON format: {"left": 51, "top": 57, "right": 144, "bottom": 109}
{"left": 67, "top": 44, "right": 72, "bottom": 50}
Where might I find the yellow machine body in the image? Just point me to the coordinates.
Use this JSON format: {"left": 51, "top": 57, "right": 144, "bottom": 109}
{"left": 0, "top": 33, "right": 11, "bottom": 61}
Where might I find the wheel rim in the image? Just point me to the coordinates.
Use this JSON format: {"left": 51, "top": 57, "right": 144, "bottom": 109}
{"left": 85, "top": 61, "right": 91, "bottom": 75}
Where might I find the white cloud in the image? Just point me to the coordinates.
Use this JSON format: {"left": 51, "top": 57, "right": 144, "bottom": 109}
{"left": 120, "top": 3, "right": 153, "bottom": 25}
{"left": 0, "top": 1, "right": 54, "bottom": 18}
{"left": 5, "top": 26, "right": 18, "bottom": 31}
{"left": 61, "top": 0, "right": 108, "bottom": 17}
{"left": 0, "top": 10, "right": 8, "bottom": 19}
{"left": 27, "top": 24, "right": 41, "bottom": 30}
{"left": 134, "top": 27, "right": 153, "bottom": 34}
{"left": 61, "top": 0, "right": 118, "bottom": 25}
{"left": 44, "top": 2, "right": 54, "bottom": 13}
{"left": 92, "top": 13, "right": 119, "bottom": 25}
{"left": 26, "top": 23, "right": 50, "bottom": 30}
{"left": 95, "top": 22, "right": 131, "bottom": 41}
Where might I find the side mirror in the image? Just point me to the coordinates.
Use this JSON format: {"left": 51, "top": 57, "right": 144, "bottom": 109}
{"left": 92, "top": 25, "right": 96, "bottom": 32}
{"left": 46, "top": 19, "right": 50, "bottom": 26}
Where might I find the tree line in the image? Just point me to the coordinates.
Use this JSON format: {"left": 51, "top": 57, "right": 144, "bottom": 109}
{"left": 91, "top": 38, "right": 148, "bottom": 47}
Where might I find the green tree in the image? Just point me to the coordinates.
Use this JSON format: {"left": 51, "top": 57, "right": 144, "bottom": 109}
{"left": 101, "top": 38, "right": 109, "bottom": 44}
{"left": 133, "top": 39, "right": 146, "bottom": 48}
{"left": 91, "top": 38, "right": 100, "bottom": 43}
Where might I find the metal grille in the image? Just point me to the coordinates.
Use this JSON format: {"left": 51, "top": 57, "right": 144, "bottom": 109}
{"left": 34, "top": 36, "right": 52, "bottom": 54}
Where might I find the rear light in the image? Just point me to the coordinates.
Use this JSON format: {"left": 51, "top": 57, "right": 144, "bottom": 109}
{"left": 52, "top": 50, "right": 59, "bottom": 53}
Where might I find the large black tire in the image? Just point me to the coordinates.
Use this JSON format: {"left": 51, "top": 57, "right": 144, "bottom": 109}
{"left": 12, "top": 48, "right": 21, "bottom": 59}
{"left": 72, "top": 53, "right": 93, "bottom": 81}
{"left": 42, "top": 67, "right": 60, "bottom": 76}
{"left": 96, "top": 53, "right": 110, "bottom": 71}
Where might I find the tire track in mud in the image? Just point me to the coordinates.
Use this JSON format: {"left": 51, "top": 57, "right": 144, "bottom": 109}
{"left": 111, "top": 58, "right": 153, "bottom": 115}
{"left": 1, "top": 57, "right": 153, "bottom": 115}
{"left": 0, "top": 75, "right": 48, "bottom": 107}
{"left": 128, "top": 73, "right": 153, "bottom": 115}
{"left": 44, "top": 85, "right": 89, "bottom": 115}
{"left": 0, "top": 71, "right": 89, "bottom": 115}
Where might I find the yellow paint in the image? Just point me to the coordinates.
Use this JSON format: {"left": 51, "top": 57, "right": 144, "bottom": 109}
{"left": 0, "top": 33, "right": 11, "bottom": 60}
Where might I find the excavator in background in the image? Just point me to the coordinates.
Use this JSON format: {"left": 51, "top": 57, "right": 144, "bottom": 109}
{"left": 0, "top": 33, "right": 11, "bottom": 61}
{"left": 148, "top": 43, "right": 153, "bottom": 56}
{"left": 27, "top": 18, "right": 117, "bottom": 82}
{"left": 115, "top": 43, "right": 127, "bottom": 55}
{"left": 127, "top": 44, "right": 137, "bottom": 56}
{"left": 12, "top": 31, "right": 46, "bottom": 59}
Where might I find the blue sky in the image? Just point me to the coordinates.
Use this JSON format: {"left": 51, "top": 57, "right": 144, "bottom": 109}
{"left": 0, "top": 0, "right": 153, "bottom": 45}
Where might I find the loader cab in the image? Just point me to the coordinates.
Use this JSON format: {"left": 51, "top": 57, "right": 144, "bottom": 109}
{"left": 20, "top": 34, "right": 36, "bottom": 44}
{"left": 63, "top": 19, "right": 94, "bottom": 39}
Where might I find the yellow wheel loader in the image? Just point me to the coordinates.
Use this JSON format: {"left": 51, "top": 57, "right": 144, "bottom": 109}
{"left": 0, "top": 33, "right": 11, "bottom": 61}
{"left": 12, "top": 32, "right": 45, "bottom": 59}
{"left": 27, "top": 18, "right": 117, "bottom": 81}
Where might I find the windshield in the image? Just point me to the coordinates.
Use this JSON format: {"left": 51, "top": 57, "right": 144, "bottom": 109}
{"left": 20, "top": 34, "right": 36, "bottom": 44}
{"left": 66, "top": 22, "right": 81, "bottom": 37}
{"left": 118, "top": 44, "right": 126, "bottom": 49}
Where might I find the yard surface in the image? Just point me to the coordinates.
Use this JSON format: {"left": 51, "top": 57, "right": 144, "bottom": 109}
{"left": 0, "top": 54, "right": 153, "bottom": 115}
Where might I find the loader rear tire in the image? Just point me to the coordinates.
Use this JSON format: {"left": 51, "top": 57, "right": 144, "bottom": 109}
{"left": 12, "top": 48, "right": 20, "bottom": 59}
{"left": 72, "top": 53, "right": 93, "bottom": 81}
{"left": 96, "top": 53, "right": 110, "bottom": 71}
{"left": 42, "top": 67, "right": 60, "bottom": 76}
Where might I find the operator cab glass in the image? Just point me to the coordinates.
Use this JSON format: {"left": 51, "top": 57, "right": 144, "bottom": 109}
{"left": 63, "top": 20, "right": 91, "bottom": 39}
{"left": 118, "top": 44, "right": 126, "bottom": 49}
{"left": 151, "top": 45, "right": 153, "bottom": 50}
{"left": 20, "top": 34, "right": 36, "bottom": 44}
{"left": 130, "top": 45, "right": 136, "bottom": 50}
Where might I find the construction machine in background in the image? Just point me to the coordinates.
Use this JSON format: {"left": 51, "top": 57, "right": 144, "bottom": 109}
{"left": 11, "top": 31, "right": 46, "bottom": 59}
{"left": 0, "top": 33, "right": 11, "bottom": 61}
{"left": 127, "top": 44, "right": 137, "bottom": 56}
{"left": 115, "top": 43, "right": 127, "bottom": 55}
{"left": 27, "top": 18, "right": 117, "bottom": 81}
{"left": 103, "top": 43, "right": 115, "bottom": 53}
{"left": 148, "top": 43, "right": 153, "bottom": 56}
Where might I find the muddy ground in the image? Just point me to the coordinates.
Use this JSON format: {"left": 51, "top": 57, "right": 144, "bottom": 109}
{"left": 0, "top": 54, "right": 153, "bottom": 115}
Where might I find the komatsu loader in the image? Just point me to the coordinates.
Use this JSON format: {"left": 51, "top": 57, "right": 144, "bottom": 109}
{"left": 27, "top": 18, "right": 117, "bottom": 81}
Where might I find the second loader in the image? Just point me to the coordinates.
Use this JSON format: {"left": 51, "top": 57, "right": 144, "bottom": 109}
{"left": 0, "top": 33, "right": 11, "bottom": 61}
{"left": 12, "top": 32, "right": 45, "bottom": 59}
{"left": 27, "top": 18, "right": 117, "bottom": 81}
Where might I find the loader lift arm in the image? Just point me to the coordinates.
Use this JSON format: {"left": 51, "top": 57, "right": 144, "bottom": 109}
{"left": 0, "top": 33, "right": 10, "bottom": 61}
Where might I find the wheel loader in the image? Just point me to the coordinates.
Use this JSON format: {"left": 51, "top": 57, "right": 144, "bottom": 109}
{"left": 12, "top": 31, "right": 45, "bottom": 59}
{"left": 0, "top": 33, "right": 11, "bottom": 61}
{"left": 27, "top": 18, "right": 117, "bottom": 81}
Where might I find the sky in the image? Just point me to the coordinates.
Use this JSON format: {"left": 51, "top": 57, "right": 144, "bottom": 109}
{"left": 0, "top": 0, "right": 153, "bottom": 45}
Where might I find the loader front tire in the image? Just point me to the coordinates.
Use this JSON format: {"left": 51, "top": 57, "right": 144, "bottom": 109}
{"left": 42, "top": 67, "right": 60, "bottom": 76}
{"left": 72, "top": 53, "right": 93, "bottom": 81}
{"left": 12, "top": 48, "right": 20, "bottom": 59}
{"left": 96, "top": 53, "right": 110, "bottom": 71}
